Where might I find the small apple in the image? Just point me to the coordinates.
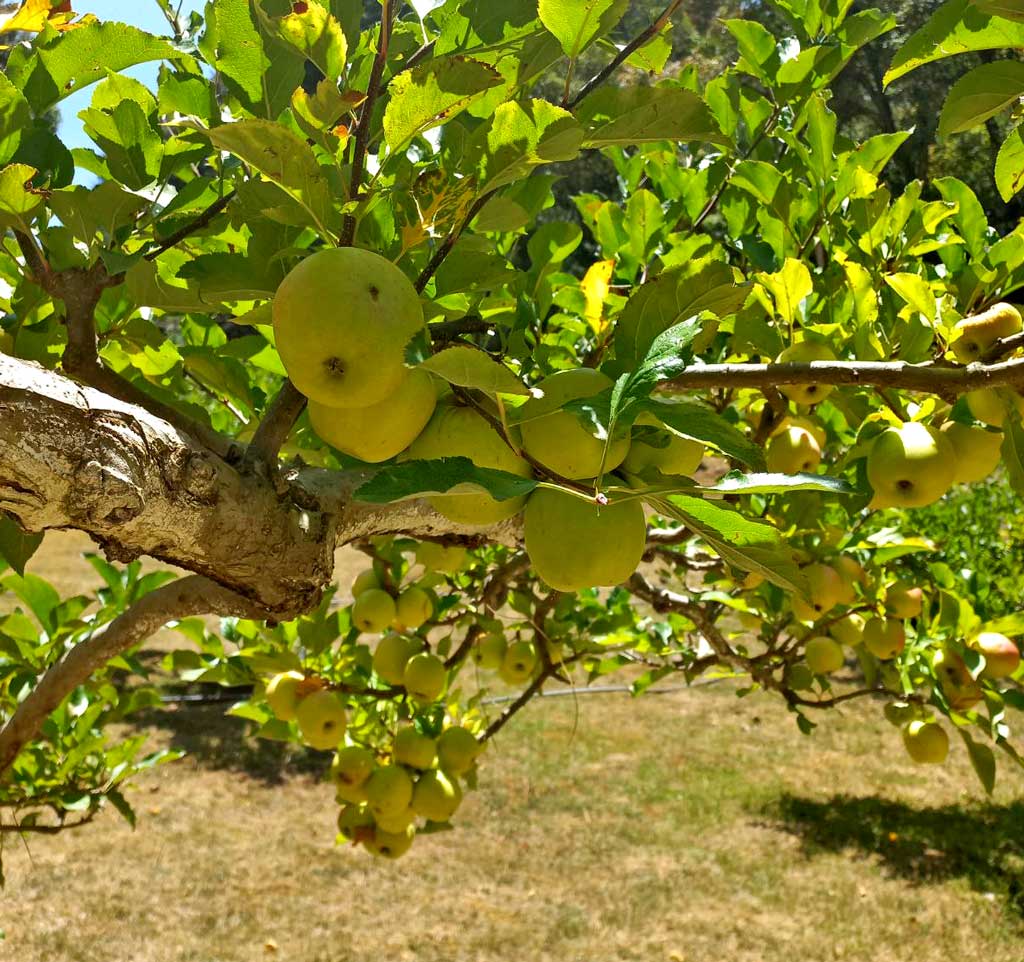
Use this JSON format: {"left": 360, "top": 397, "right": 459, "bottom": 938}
{"left": 866, "top": 421, "right": 955, "bottom": 509}
{"left": 365, "top": 765, "right": 415, "bottom": 818}
{"left": 519, "top": 368, "right": 630, "bottom": 479}
{"left": 437, "top": 726, "right": 481, "bottom": 775}
{"left": 804, "top": 636, "right": 845, "bottom": 675}
{"left": 882, "top": 701, "right": 918, "bottom": 727}
{"left": 965, "top": 387, "right": 1024, "bottom": 427}
{"left": 373, "top": 633, "right": 418, "bottom": 686}
{"left": 829, "top": 612, "right": 866, "bottom": 647}
{"left": 471, "top": 631, "right": 507, "bottom": 670}
{"left": 766, "top": 424, "right": 821, "bottom": 473}
{"left": 902, "top": 720, "right": 949, "bottom": 764}
{"left": 351, "top": 569, "right": 380, "bottom": 598}
{"left": 794, "top": 563, "right": 845, "bottom": 620}
{"left": 833, "top": 555, "right": 868, "bottom": 588}
{"left": 773, "top": 415, "right": 827, "bottom": 449}
{"left": 295, "top": 690, "right": 347, "bottom": 750}
{"left": 352, "top": 588, "right": 397, "bottom": 634}
{"left": 863, "top": 617, "right": 906, "bottom": 660}
{"left": 336, "top": 804, "right": 375, "bottom": 843}
{"left": 500, "top": 640, "right": 538, "bottom": 684}
{"left": 394, "top": 586, "right": 433, "bottom": 630}
{"left": 393, "top": 727, "right": 437, "bottom": 770}
{"left": 411, "top": 769, "right": 463, "bottom": 822}
{"left": 931, "top": 648, "right": 983, "bottom": 710}
{"left": 265, "top": 670, "right": 306, "bottom": 721}
{"left": 884, "top": 580, "right": 923, "bottom": 619}
{"left": 969, "top": 631, "right": 1021, "bottom": 679}
{"left": 776, "top": 341, "right": 837, "bottom": 405}
{"left": 365, "top": 825, "right": 415, "bottom": 859}
{"left": 950, "top": 302, "right": 1021, "bottom": 363}
{"left": 402, "top": 652, "right": 447, "bottom": 704}
{"left": 415, "top": 542, "right": 467, "bottom": 573}
{"left": 331, "top": 745, "right": 376, "bottom": 790}
{"left": 622, "top": 416, "right": 704, "bottom": 477}
{"left": 940, "top": 421, "right": 1002, "bottom": 484}
{"left": 374, "top": 805, "right": 416, "bottom": 834}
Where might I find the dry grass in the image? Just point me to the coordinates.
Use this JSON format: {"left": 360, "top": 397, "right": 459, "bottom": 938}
{"left": 1, "top": 535, "right": 1023, "bottom": 961}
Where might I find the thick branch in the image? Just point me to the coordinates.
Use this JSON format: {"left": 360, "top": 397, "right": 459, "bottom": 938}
{"left": 0, "top": 576, "right": 261, "bottom": 778}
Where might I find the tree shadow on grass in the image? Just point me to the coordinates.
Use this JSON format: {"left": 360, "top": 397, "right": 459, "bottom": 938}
{"left": 767, "top": 794, "right": 1024, "bottom": 918}
{"left": 128, "top": 702, "right": 331, "bottom": 787}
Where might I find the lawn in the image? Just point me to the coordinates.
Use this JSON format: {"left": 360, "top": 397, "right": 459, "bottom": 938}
{"left": 1, "top": 534, "right": 1022, "bottom": 962}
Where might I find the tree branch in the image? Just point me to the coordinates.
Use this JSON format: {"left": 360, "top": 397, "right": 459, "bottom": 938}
{"left": 243, "top": 380, "right": 307, "bottom": 477}
{"left": 567, "top": 0, "right": 684, "bottom": 109}
{"left": 415, "top": 192, "right": 496, "bottom": 293}
{"left": 142, "top": 190, "right": 237, "bottom": 263}
{"left": 0, "top": 576, "right": 263, "bottom": 778}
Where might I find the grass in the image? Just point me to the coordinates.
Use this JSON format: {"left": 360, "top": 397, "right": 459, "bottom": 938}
{"left": 1, "top": 532, "right": 1023, "bottom": 961}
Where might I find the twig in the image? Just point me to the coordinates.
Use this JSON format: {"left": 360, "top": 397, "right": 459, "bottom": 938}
{"left": 243, "top": 381, "right": 307, "bottom": 476}
{"left": 143, "top": 190, "right": 236, "bottom": 263}
{"left": 0, "top": 810, "right": 97, "bottom": 834}
{"left": 429, "top": 315, "right": 494, "bottom": 342}
{"left": 415, "top": 191, "right": 496, "bottom": 293}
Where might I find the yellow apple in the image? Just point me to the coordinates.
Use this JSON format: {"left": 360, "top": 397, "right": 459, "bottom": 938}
{"left": 804, "top": 636, "right": 845, "bottom": 674}
{"left": 772, "top": 415, "right": 827, "bottom": 449}
{"left": 351, "top": 569, "right": 380, "bottom": 598}
{"left": 365, "top": 765, "right": 415, "bottom": 818}
{"left": 829, "top": 612, "right": 866, "bottom": 647}
{"left": 393, "top": 727, "right": 437, "bottom": 770}
{"left": 406, "top": 400, "right": 533, "bottom": 525}
{"left": 295, "top": 689, "right": 347, "bottom": 750}
{"left": 969, "top": 631, "right": 1021, "bottom": 679}
{"left": 519, "top": 368, "right": 629, "bottom": 479}
{"left": 766, "top": 424, "right": 821, "bottom": 473}
{"left": 308, "top": 368, "right": 437, "bottom": 463}
{"left": 265, "top": 670, "right": 306, "bottom": 721}
{"left": 931, "top": 648, "right": 983, "bottom": 710}
{"left": 902, "top": 720, "right": 949, "bottom": 764}
{"left": 374, "top": 806, "right": 416, "bottom": 834}
{"left": 863, "top": 617, "right": 906, "bottom": 660}
{"left": 394, "top": 586, "right": 433, "bottom": 630}
{"left": 365, "top": 825, "right": 415, "bottom": 859}
{"left": 523, "top": 489, "right": 646, "bottom": 592}
{"left": 352, "top": 588, "right": 397, "bottom": 634}
{"left": 884, "top": 580, "right": 923, "bottom": 619}
{"left": 794, "top": 563, "right": 845, "bottom": 620}
{"left": 414, "top": 542, "right": 467, "bottom": 573}
{"left": 940, "top": 421, "right": 1002, "bottom": 484}
{"left": 776, "top": 342, "right": 837, "bottom": 405}
{"left": 336, "top": 804, "right": 375, "bottom": 843}
{"left": 402, "top": 652, "right": 447, "bottom": 704}
{"left": 273, "top": 247, "right": 424, "bottom": 407}
{"left": 499, "top": 640, "right": 538, "bottom": 684}
{"left": 950, "top": 302, "right": 1021, "bottom": 363}
{"left": 965, "top": 387, "right": 1024, "bottom": 427}
{"left": 471, "top": 631, "right": 507, "bottom": 669}
{"left": 331, "top": 746, "right": 376, "bottom": 804}
{"left": 437, "top": 726, "right": 481, "bottom": 775}
{"left": 833, "top": 555, "right": 868, "bottom": 589}
{"left": 372, "top": 633, "right": 418, "bottom": 686}
{"left": 866, "top": 421, "right": 955, "bottom": 509}
{"left": 411, "top": 769, "right": 462, "bottom": 822}
{"left": 622, "top": 414, "right": 704, "bottom": 477}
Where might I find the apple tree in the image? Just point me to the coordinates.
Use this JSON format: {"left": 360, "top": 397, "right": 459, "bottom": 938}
{"left": 0, "top": 0, "right": 1023, "bottom": 860}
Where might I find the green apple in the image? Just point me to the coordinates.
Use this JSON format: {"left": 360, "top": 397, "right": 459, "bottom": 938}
{"left": 766, "top": 424, "right": 821, "bottom": 473}
{"left": 969, "top": 631, "right": 1021, "bottom": 679}
{"left": 335, "top": 780, "right": 370, "bottom": 805}
{"left": 336, "top": 804, "right": 375, "bottom": 843}
{"left": 295, "top": 690, "right": 347, "bottom": 750}
{"left": 365, "top": 825, "right": 415, "bottom": 859}
{"left": 829, "top": 612, "right": 866, "bottom": 647}
{"left": 776, "top": 342, "right": 837, "bottom": 405}
{"left": 523, "top": 488, "right": 646, "bottom": 592}
{"left": 373, "top": 634, "right": 418, "bottom": 686}
{"left": 331, "top": 745, "right": 376, "bottom": 790}
{"left": 411, "top": 769, "right": 463, "bottom": 822}
{"left": 793, "top": 563, "right": 845, "bottom": 621}
{"left": 273, "top": 247, "right": 424, "bottom": 408}
{"left": 402, "top": 652, "right": 447, "bottom": 704}
{"left": 882, "top": 701, "right": 918, "bottom": 727}
{"left": 950, "top": 302, "right": 1021, "bottom": 363}
{"left": 437, "top": 726, "right": 481, "bottom": 775}
{"left": 365, "top": 765, "right": 415, "bottom": 818}
{"left": 965, "top": 387, "right": 1024, "bottom": 427}
{"left": 519, "top": 368, "right": 630, "bottom": 479}
{"left": 375, "top": 805, "right": 416, "bottom": 834}
{"left": 866, "top": 421, "right": 955, "bottom": 509}
{"left": 308, "top": 368, "right": 437, "bottom": 463}
{"left": 863, "top": 617, "right": 906, "bottom": 660}
{"left": 352, "top": 588, "right": 397, "bottom": 634}
{"left": 406, "top": 400, "right": 532, "bottom": 524}
{"left": 351, "top": 569, "right": 380, "bottom": 598}
{"left": 393, "top": 727, "right": 437, "bottom": 770}
{"left": 622, "top": 418, "right": 704, "bottom": 477}
{"left": 471, "top": 631, "right": 507, "bottom": 670}
{"left": 931, "top": 648, "right": 983, "bottom": 710}
{"left": 415, "top": 542, "right": 467, "bottom": 573}
{"left": 902, "top": 720, "right": 949, "bottom": 764}
{"left": 940, "top": 421, "right": 1002, "bottom": 484}
{"left": 773, "top": 415, "right": 827, "bottom": 449}
{"left": 833, "top": 555, "right": 868, "bottom": 589}
{"left": 394, "top": 586, "right": 433, "bottom": 630}
{"left": 499, "top": 640, "right": 538, "bottom": 684}
{"left": 265, "top": 670, "right": 306, "bottom": 721}
{"left": 804, "top": 636, "right": 845, "bottom": 675}
{"left": 884, "top": 580, "right": 923, "bottom": 619}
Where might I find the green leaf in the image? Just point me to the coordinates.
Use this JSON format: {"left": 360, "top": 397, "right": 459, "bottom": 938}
{"left": 0, "top": 74, "right": 30, "bottom": 167}
{"left": 658, "top": 494, "right": 808, "bottom": 595}
{"left": 0, "top": 163, "right": 47, "bottom": 232}
{"left": 614, "top": 262, "right": 750, "bottom": 365}
{"left": 79, "top": 101, "right": 163, "bottom": 191}
{"left": 996, "top": 125, "right": 1024, "bottom": 201}
{"left": 642, "top": 398, "right": 766, "bottom": 470}
{"left": 0, "top": 515, "right": 43, "bottom": 577}
{"left": 354, "top": 458, "right": 538, "bottom": 504}
{"left": 883, "top": 273, "right": 937, "bottom": 323}
{"left": 939, "top": 60, "right": 1024, "bottom": 136}
{"left": 975, "top": 0, "right": 1024, "bottom": 21}
{"left": 758, "top": 258, "right": 812, "bottom": 327}
{"left": 1001, "top": 411, "right": 1024, "bottom": 494}
{"left": 266, "top": 1, "right": 347, "bottom": 81}
{"left": 538, "top": 0, "right": 628, "bottom": 59}
{"left": 383, "top": 56, "right": 503, "bottom": 152}
{"left": 934, "top": 176, "right": 990, "bottom": 256}
{"left": 576, "top": 85, "right": 731, "bottom": 148}
{"left": 2, "top": 572, "right": 60, "bottom": 634}
{"left": 207, "top": 120, "right": 334, "bottom": 238}
{"left": 6, "top": 22, "right": 191, "bottom": 114}
{"left": 958, "top": 729, "right": 996, "bottom": 794}
{"left": 417, "top": 346, "right": 529, "bottom": 396}
{"left": 701, "top": 472, "right": 854, "bottom": 495}
{"left": 884, "top": 0, "right": 1024, "bottom": 87}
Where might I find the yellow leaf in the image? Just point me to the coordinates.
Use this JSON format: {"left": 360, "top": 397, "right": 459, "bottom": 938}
{"left": 0, "top": 0, "right": 92, "bottom": 34}
{"left": 582, "top": 258, "right": 614, "bottom": 334}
